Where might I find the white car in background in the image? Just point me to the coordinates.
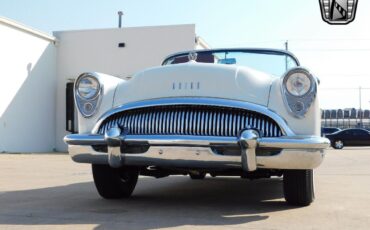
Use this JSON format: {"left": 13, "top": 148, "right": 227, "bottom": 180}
{"left": 64, "top": 48, "right": 330, "bottom": 206}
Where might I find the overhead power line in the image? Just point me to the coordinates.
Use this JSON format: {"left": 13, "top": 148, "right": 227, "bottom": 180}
{"left": 294, "top": 48, "right": 370, "bottom": 52}
{"left": 321, "top": 87, "right": 370, "bottom": 89}
{"left": 243, "top": 38, "right": 370, "bottom": 44}
{"left": 321, "top": 87, "right": 370, "bottom": 90}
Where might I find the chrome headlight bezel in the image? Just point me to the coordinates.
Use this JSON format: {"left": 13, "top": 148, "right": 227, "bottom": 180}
{"left": 284, "top": 71, "right": 312, "bottom": 97}
{"left": 76, "top": 75, "right": 101, "bottom": 100}
{"left": 281, "top": 67, "right": 317, "bottom": 118}
{"left": 74, "top": 73, "right": 103, "bottom": 118}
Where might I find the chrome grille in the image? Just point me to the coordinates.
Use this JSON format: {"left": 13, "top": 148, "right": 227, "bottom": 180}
{"left": 98, "top": 105, "right": 283, "bottom": 137}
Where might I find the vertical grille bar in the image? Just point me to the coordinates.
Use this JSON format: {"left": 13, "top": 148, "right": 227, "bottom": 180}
{"left": 204, "top": 111, "right": 209, "bottom": 135}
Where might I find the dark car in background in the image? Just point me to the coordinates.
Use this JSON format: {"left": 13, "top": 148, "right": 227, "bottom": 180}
{"left": 326, "top": 128, "right": 370, "bottom": 149}
{"left": 321, "top": 127, "right": 341, "bottom": 137}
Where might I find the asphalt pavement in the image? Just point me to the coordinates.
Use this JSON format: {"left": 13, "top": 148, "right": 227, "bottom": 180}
{"left": 0, "top": 148, "right": 370, "bottom": 229}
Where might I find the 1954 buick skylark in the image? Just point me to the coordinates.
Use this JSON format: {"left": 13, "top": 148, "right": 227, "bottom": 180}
{"left": 64, "top": 48, "right": 330, "bottom": 206}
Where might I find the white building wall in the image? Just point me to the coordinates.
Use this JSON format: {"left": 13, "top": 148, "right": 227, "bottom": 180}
{"left": 54, "top": 24, "right": 198, "bottom": 151}
{"left": 0, "top": 19, "right": 57, "bottom": 152}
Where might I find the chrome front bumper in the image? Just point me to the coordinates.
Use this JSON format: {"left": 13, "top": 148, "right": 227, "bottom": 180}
{"left": 64, "top": 128, "right": 330, "bottom": 171}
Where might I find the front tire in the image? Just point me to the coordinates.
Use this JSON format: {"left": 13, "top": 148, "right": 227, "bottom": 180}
{"left": 283, "top": 169, "right": 314, "bottom": 206}
{"left": 333, "top": 140, "right": 344, "bottom": 149}
{"left": 92, "top": 164, "right": 139, "bottom": 199}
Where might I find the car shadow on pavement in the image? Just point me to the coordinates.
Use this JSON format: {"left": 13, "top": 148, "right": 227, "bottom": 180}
{"left": 0, "top": 176, "right": 300, "bottom": 229}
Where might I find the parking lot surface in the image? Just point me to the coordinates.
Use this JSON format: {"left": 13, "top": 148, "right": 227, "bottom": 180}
{"left": 1, "top": 149, "right": 370, "bottom": 230}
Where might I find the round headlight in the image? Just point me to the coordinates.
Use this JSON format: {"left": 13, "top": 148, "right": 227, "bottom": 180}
{"left": 77, "top": 76, "right": 100, "bottom": 100}
{"left": 285, "top": 72, "right": 312, "bottom": 96}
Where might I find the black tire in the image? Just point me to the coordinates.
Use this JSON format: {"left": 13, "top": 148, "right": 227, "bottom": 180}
{"left": 332, "top": 140, "right": 344, "bottom": 149}
{"left": 283, "top": 169, "right": 314, "bottom": 206}
{"left": 189, "top": 172, "right": 206, "bottom": 180}
{"left": 92, "top": 164, "right": 139, "bottom": 199}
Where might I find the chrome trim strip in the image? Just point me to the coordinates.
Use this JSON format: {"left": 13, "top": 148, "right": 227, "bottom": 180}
{"left": 259, "top": 136, "right": 330, "bottom": 149}
{"left": 65, "top": 134, "right": 238, "bottom": 147}
{"left": 65, "top": 134, "right": 106, "bottom": 145}
{"left": 91, "top": 98, "right": 295, "bottom": 136}
{"left": 68, "top": 145, "right": 325, "bottom": 170}
{"left": 64, "top": 134, "right": 330, "bottom": 150}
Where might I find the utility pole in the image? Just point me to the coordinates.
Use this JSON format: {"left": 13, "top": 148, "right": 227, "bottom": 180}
{"left": 118, "top": 11, "right": 124, "bottom": 28}
{"left": 285, "top": 40, "right": 288, "bottom": 71}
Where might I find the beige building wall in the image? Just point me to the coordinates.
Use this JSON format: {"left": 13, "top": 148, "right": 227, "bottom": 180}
{"left": 0, "top": 17, "right": 57, "bottom": 152}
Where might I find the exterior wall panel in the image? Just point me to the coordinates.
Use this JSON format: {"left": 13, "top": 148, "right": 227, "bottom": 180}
{"left": 0, "top": 22, "right": 56, "bottom": 152}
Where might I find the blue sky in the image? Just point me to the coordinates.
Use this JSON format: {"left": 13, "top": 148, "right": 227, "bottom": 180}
{"left": 1, "top": 0, "right": 368, "bottom": 46}
{"left": 1, "top": 0, "right": 370, "bottom": 108}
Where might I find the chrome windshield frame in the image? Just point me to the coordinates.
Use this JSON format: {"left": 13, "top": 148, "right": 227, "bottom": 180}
{"left": 161, "top": 48, "right": 300, "bottom": 67}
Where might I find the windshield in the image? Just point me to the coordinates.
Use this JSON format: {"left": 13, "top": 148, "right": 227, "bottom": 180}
{"left": 162, "top": 49, "right": 299, "bottom": 76}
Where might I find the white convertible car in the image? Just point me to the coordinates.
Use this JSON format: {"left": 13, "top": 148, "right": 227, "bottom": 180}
{"left": 64, "top": 48, "right": 330, "bottom": 206}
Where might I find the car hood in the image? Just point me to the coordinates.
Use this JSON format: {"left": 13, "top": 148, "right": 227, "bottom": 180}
{"left": 113, "top": 62, "right": 274, "bottom": 107}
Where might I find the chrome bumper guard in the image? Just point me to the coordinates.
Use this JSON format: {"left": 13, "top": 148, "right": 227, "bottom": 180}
{"left": 64, "top": 128, "right": 330, "bottom": 171}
